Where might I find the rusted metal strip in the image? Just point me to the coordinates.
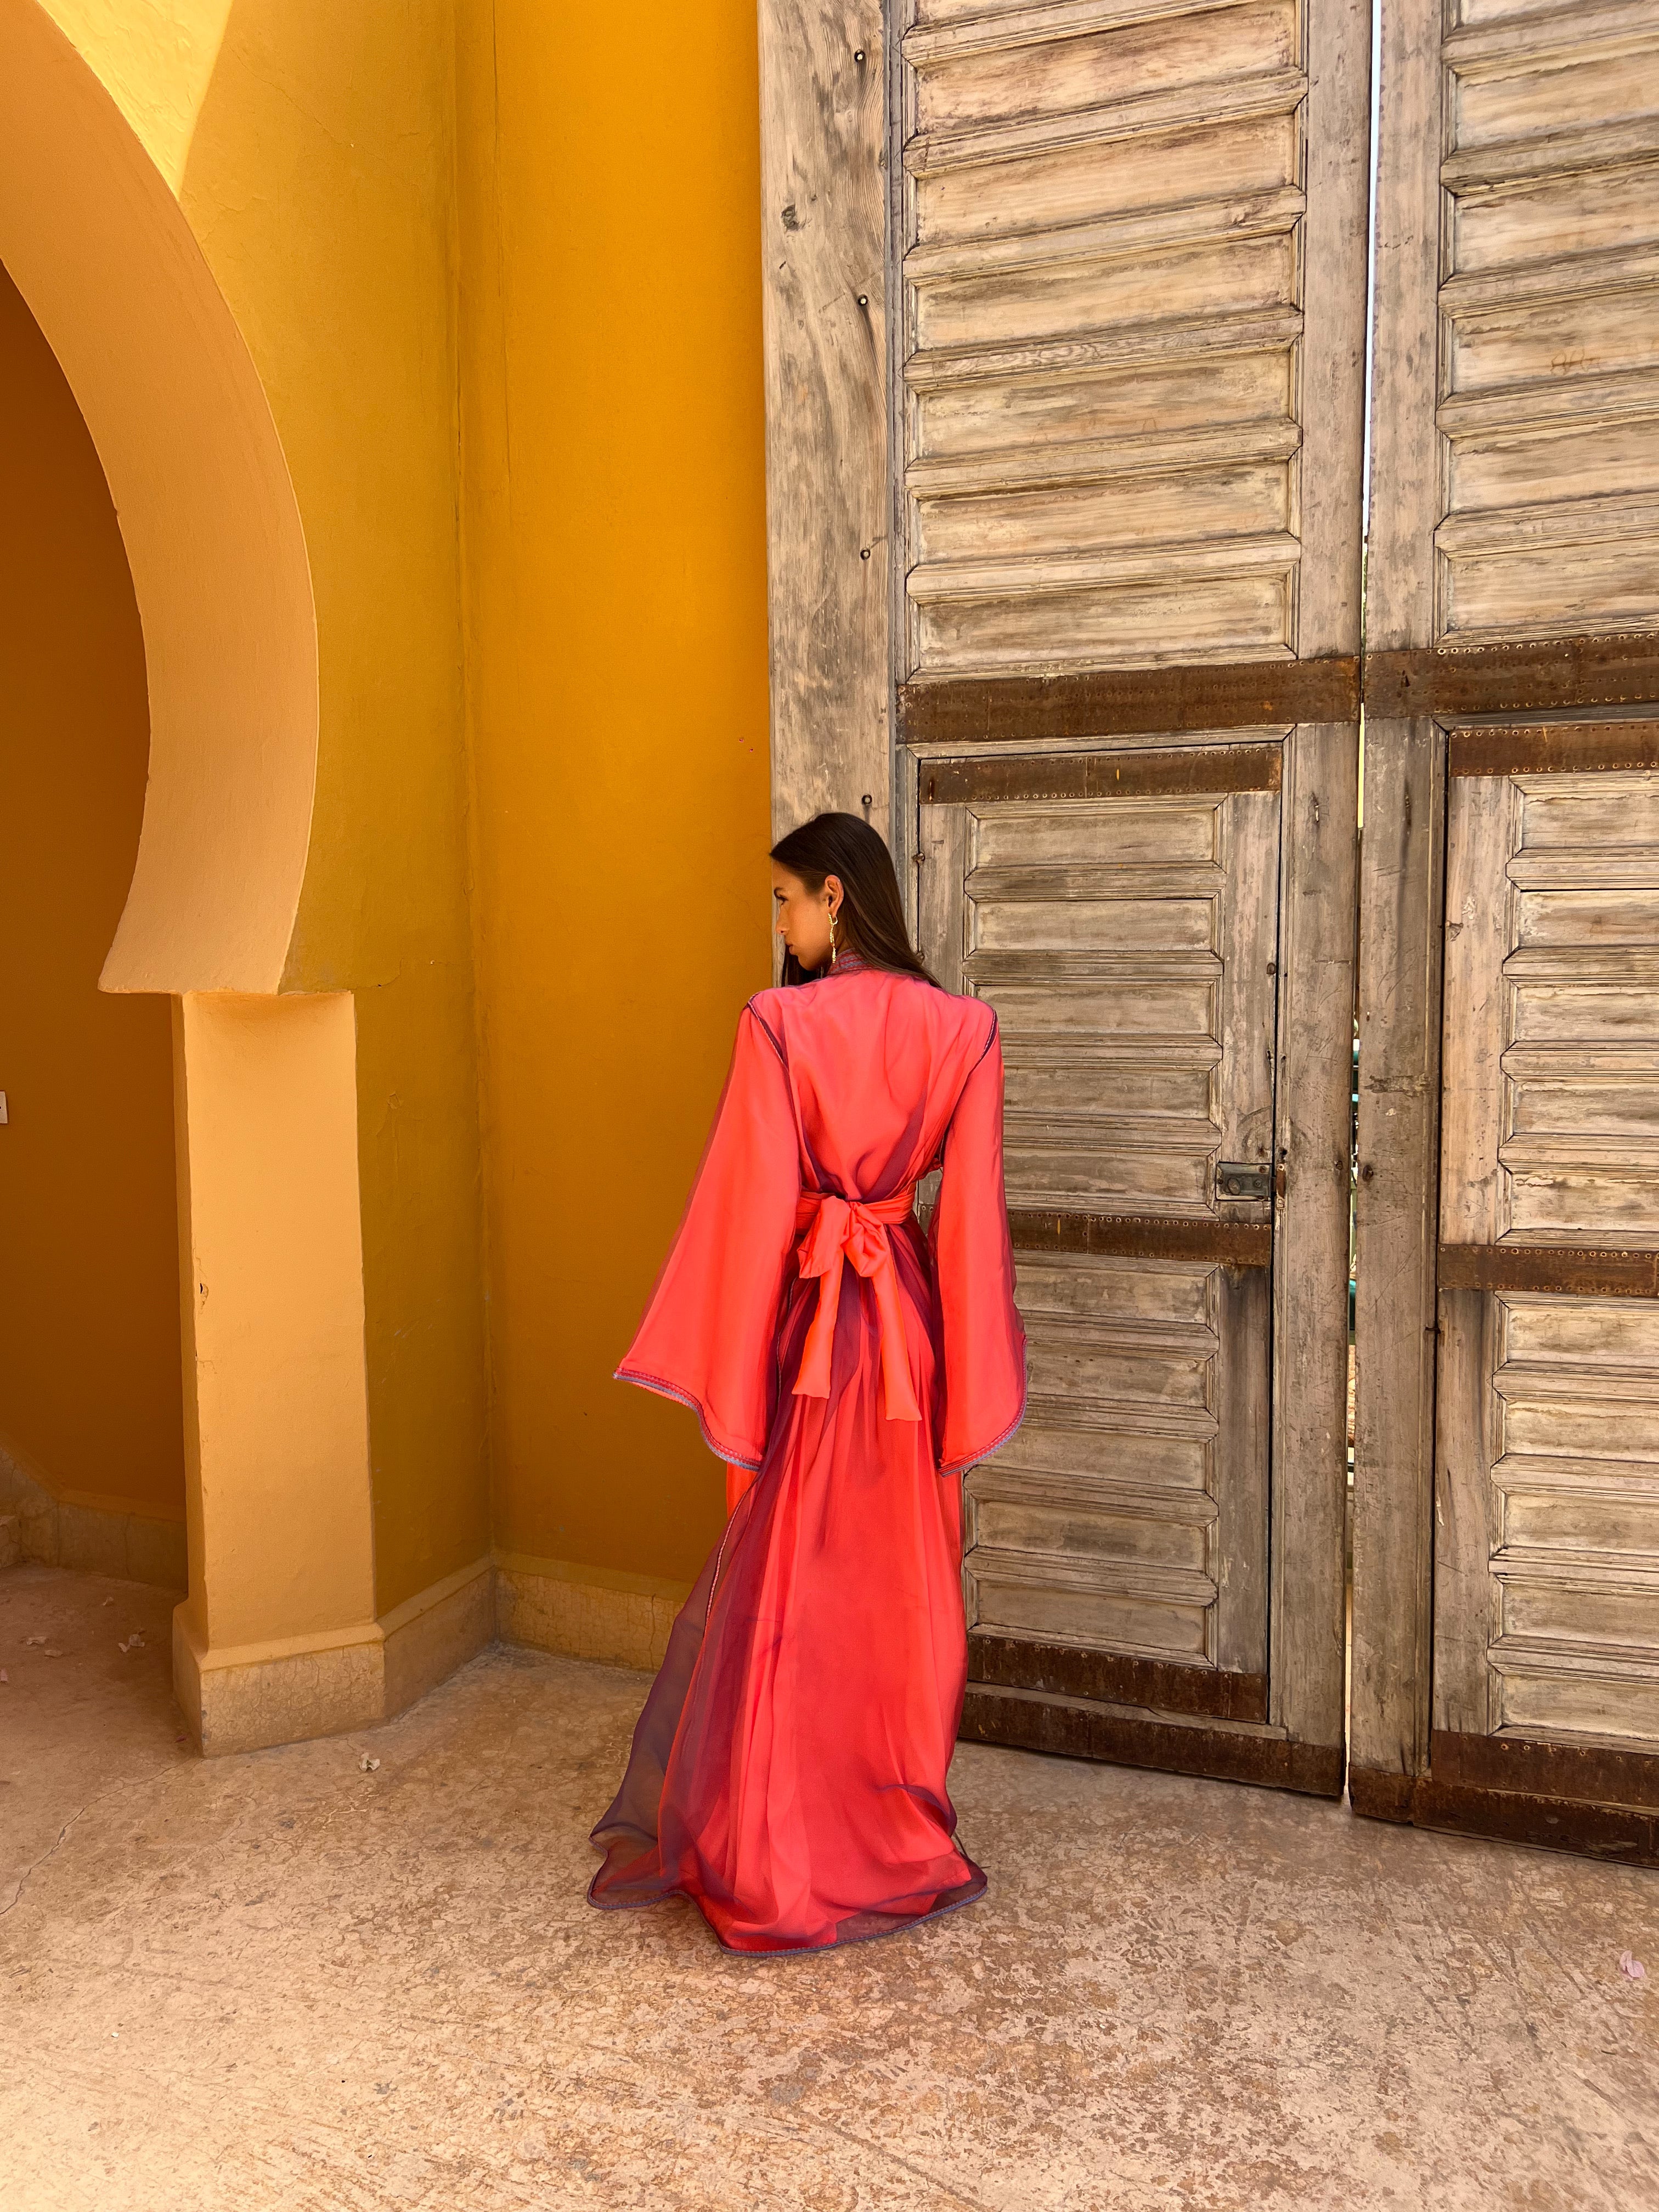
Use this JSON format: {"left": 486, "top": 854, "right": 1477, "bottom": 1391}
{"left": 960, "top": 1684, "right": 1344, "bottom": 1798}
{"left": 968, "top": 1631, "right": 1268, "bottom": 1725}
{"left": 921, "top": 744, "right": 1282, "bottom": 806}
{"left": 1430, "top": 1728, "right": 1659, "bottom": 1812}
{"left": 1448, "top": 720, "right": 1659, "bottom": 778}
{"left": 901, "top": 638, "right": 1659, "bottom": 753}
{"left": 1437, "top": 1243, "right": 1659, "bottom": 1297}
{"left": 900, "top": 656, "right": 1358, "bottom": 747}
{"left": 1351, "top": 1734, "right": 1659, "bottom": 1861}
{"left": 1346, "top": 1767, "right": 1417, "bottom": 1823}
{"left": 1367, "top": 634, "right": 1659, "bottom": 720}
{"left": 1009, "top": 1209, "right": 1273, "bottom": 1269}
{"left": 1401, "top": 1780, "right": 1659, "bottom": 1866}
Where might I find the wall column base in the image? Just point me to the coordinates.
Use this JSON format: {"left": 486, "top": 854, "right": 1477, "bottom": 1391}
{"left": 171, "top": 1553, "right": 698, "bottom": 1756}
{"left": 174, "top": 1555, "right": 495, "bottom": 1757}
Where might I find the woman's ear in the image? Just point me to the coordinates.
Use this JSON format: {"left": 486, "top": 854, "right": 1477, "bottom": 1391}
{"left": 823, "top": 872, "right": 845, "bottom": 917}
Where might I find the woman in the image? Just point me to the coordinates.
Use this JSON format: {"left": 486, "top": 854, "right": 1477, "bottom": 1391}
{"left": 589, "top": 812, "right": 1026, "bottom": 1955}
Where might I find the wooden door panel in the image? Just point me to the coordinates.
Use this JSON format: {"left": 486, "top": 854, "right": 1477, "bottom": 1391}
{"left": 919, "top": 769, "right": 1278, "bottom": 1722}
{"left": 1355, "top": 0, "right": 1659, "bottom": 1843}
{"left": 1443, "top": 771, "right": 1659, "bottom": 1246}
{"left": 1434, "top": 5, "right": 1659, "bottom": 646}
{"left": 913, "top": 351, "right": 1299, "bottom": 471}
{"left": 911, "top": 565, "right": 1298, "bottom": 676}
{"left": 1004, "top": 1146, "right": 1217, "bottom": 1209}
{"left": 1418, "top": 754, "right": 1659, "bottom": 1850}
{"left": 1437, "top": 1285, "right": 1659, "bottom": 1742}
{"left": 932, "top": 788, "right": 1280, "bottom": 1214}
{"left": 977, "top": 895, "right": 1221, "bottom": 953}
{"left": 896, "top": 0, "right": 1321, "bottom": 679}
{"left": 911, "top": 110, "right": 1301, "bottom": 255}
{"left": 1448, "top": 289, "right": 1659, "bottom": 399}
{"left": 909, "top": 0, "right": 1301, "bottom": 133}
{"left": 760, "top": 0, "right": 1358, "bottom": 1786}
{"left": 912, "top": 236, "right": 1301, "bottom": 358}
{"left": 966, "top": 1254, "right": 1272, "bottom": 1691}
{"left": 973, "top": 798, "right": 1229, "bottom": 865}
{"left": 1003, "top": 1054, "right": 1216, "bottom": 1123}
{"left": 1437, "top": 760, "right": 1659, "bottom": 1750}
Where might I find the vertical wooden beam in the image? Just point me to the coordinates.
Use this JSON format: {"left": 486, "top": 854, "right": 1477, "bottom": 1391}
{"left": 1270, "top": 718, "right": 1361, "bottom": 1755}
{"left": 1365, "top": 0, "right": 1443, "bottom": 654}
{"left": 1297, "top": 0, "right": 1373, "bottom": 659}
{"left": 1215, "top": 1263, "right": 1272, "bottom": 1679}
{"left": 758, "top": 0, "right": 890, "bottom": 839}
{"left": 1430, "top": 1282, "right": 1497, "bottom": 1739}
{"left": 1268, "top": 1, "right": 1370, "bottom": 1758}
{"left": 1351, "top": 718, "right": 1446, "bottom": 1812}
{"left": 1350, "top": 0, "right": 1448, "bottom": 1813}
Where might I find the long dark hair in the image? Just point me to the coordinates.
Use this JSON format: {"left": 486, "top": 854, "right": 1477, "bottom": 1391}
{"left": 770, "top": 812, "right": 937, "bottom": 988}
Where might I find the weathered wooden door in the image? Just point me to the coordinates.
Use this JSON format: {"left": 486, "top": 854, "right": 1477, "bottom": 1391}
{"left": 754, "top": 0, "right": 1371, "bottom": 1791}
{"left": 890, "top": 0, "right": 1371, "bottom": 1792}
{"left": 1355, "top": 0, "right": 1659, "bottom": 1857}
{"left": 914, "top": 763, "right": 1289, "bottom": 1769}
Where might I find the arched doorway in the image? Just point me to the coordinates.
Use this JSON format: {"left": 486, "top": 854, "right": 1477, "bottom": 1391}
{"left": 0, "top": 0, "right": 317, "bottom": 988}
{"left": 0, "top": 0, "right": 385, "bottom": 1756}
{"left": 0, "top": 259, "right": 184, "bottom": 1575}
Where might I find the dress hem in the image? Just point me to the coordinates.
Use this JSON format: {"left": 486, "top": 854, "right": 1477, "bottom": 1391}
{"left": 585, "top": 1855, "right": 989, "bottom": 1959}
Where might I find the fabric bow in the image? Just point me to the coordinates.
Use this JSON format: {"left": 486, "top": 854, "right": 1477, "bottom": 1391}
{"left": 792, "top": 1188, "right": 921, "bottom": 1422}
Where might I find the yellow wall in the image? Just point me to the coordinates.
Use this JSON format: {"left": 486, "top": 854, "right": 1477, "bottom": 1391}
{"left": 458, "top": 0, "right": 774, "bottom": 1587}
{"left": 18, "top": 0, "right": 774, "bottom": 1622}
{"left": 0, "top": 261, "right": 184, "bottom": 1519}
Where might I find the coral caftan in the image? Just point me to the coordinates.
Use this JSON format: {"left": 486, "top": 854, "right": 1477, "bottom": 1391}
{"left": 589, "top": 956, "right": 1026, "bottom": 1954}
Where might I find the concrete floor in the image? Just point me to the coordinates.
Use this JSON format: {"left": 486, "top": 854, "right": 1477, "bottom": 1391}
{"left": 3, "top": 1565, "right": 1658, "bottom": 2212}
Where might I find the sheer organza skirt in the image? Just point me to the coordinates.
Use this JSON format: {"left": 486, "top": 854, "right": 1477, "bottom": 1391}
{"left": 589, "top": 1244, "right": 987, "bottom": 1955}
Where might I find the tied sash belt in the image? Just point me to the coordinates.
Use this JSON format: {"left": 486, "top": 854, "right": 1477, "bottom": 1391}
{"left": 792, "top": 1187, "right": 922, "bottom": 1423}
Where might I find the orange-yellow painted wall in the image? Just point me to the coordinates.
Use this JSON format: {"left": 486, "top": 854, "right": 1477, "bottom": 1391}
{"left": 0, "top": 261, "right": 184, "bottom": 1520}
{"left": 458, "top": 0, "right": 774, "bottom": 1587}
{"left": 21, "top": 0, "right": 775, "bottom": 1617}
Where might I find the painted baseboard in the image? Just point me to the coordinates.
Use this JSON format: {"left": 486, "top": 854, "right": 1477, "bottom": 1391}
{"left": 382, "top": 1556, "right": 497, "bottom": 1717}
{"left": 166, "top": 1548, "right": 690, "bottom": 1757}
{"left": 0, "top": 1444, "right": 697, "bottom": 1752}
{"left": 173, "top": 1608, "right": 386, "bottom": 1757}
{"left": 493, "top": 1549, "right": 692, "bottom": 1672}
{"left": 0, "top": 1439, "right": 186, "bottom": 1589}
{"left": 176, "top": 1554, "right": 498, "bottom": 1758}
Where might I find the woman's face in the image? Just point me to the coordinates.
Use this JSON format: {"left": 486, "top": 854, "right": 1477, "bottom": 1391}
{"left": 772, "top": 865, "right": 845, "bottom": 972}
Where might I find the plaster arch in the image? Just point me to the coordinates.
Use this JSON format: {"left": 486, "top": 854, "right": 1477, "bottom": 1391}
{"left": 0, "top": 0, "right": 317, "bottom": 993}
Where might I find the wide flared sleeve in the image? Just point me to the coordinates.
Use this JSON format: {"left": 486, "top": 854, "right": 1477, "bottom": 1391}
{"left": 616, "top": 1005, "right": 802, "bottom": 1470}
{"left": 930, "top": 1019, "right": 1026, "bottom": 1476}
